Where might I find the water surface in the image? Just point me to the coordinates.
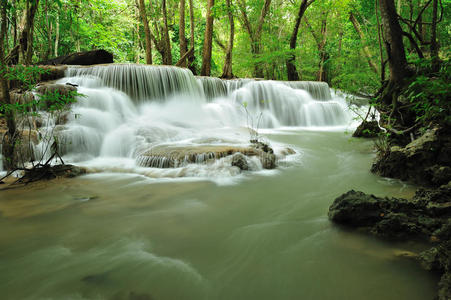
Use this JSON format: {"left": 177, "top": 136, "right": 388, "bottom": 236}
{"left": 0, "top": 130, "right": 437, "bottom": 300}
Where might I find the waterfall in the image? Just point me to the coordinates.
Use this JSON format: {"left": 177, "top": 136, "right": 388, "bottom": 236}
{"left": 67, "top": 64, "right": 205, "bottom": 102}
{"left": 197, "top": 77, "right": 331, "bottom": 101}
{"left": 1, "top": 64, "right": 356, "bottom": 176}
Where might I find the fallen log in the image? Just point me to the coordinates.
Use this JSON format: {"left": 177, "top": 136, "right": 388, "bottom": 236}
{"left": 37, "top": 49, "right": 113, "bottom": 66}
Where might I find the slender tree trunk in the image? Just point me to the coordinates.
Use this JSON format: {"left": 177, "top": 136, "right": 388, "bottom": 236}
{"left": 162, "top": 0, "right": 172, "bottom": 65}
{"left": 54, "top": 14, "right": 59, "bottom": 57}
{"left": 375, "top": 0, "right": 385, "bottom": 82}
{"left": 19, "top": 0, "right": 40, "bottom": 65}
{"left": 44, "top": 0, "right": 52, "bottom": 61}
{"left": 188, "top": 0, "right": 196, "bottom": 74}
{"left": 286, "top": 0, "right": 312, "bottom": 81}
{"left": 138, "top": 0, "right": 152, "bottom": 64}
{"left": 349, "top": 12, "right": 379, "bottom": 75}
{"left": 430, "top": 0, "right": 439, "bottom": 71}
{"left": 221, "top": 0, "right": 234, "bottom": 78}
{"left": 0, "top": 1, "right": 17, "bottom": 169}
{"left": 305, "top": 15, "right": 329, "bottom": 83}
{"left": 201, "top": 0, "right": 214, "bottom": 76}
{"left": 12, "top": 0, "right": 17, "bottom": 47}
{"left": 179, "top": 0, "right": 187, "bottom": 67}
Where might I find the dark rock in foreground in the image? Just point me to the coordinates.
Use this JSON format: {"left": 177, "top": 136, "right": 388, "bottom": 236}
{"left": 329, "top": 185, "right": 451, "bottom": 300}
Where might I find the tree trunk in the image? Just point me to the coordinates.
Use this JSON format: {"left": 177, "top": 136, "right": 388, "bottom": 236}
{"left": 54, "top": 14, "right": 59, "bottom": 57}
{"left": 12, "top": 0, "right": 17, "bottom": 47}
{"left": 220, "top": 0, "right": 234, "bottom": 79}
{"left": 44, "top": 0, "right": 52, "bottom": 61}
{"left": 179, "top": 0, "right": 187, "bottom": 67}
{"left": 138, "top": 0, "right": 152, "bottom": 64}
{"left": 286, "top": 0, "right": 312, "bottom": 81}
{"left": 161, "top": 0, "right": 172, "bottom": 65}
{"left": 305, "top": 15, "right": 329, "bottom": 83}
{"left": 18, "top": 0, "right": 40, "bottom": 65}
{"left": 188, "top": 0, "right": 196, "bottom": 74}
{"left": 379, "top": 0, "right": 411, "bottom": 86}
{"left": 430, "top": 0, "right": 439, "bottom": 71}
{"left": 349, "top": 12, "right": 379, "bottom": 75}
{"left": 201, "top": 0, "right": 214, "bottom": 76}
{"left": 0, "top": 1, "right": 17, "bottom": 170}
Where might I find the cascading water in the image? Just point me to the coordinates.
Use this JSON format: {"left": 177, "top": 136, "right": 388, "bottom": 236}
{"left": 8, "top": 64, "right": 357, "bottom": 179}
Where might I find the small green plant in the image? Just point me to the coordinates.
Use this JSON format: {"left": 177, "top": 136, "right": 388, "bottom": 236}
{"left": 373, "top": 132, "right": 391, "bottom": 157}
{"left": 241, "top": 101, "right": 264, "bottom": 143}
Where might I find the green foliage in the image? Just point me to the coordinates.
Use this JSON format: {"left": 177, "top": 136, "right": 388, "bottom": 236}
{"left": 3, "top": 0, "right": 449, "bottom": 94}
{"left": 0, "top": 66, "right": 82, "bottom": 117}
{"left": 403, "top": 59, "right": 451, "bottom": 125}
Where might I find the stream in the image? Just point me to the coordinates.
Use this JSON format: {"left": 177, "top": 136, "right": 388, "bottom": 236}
{"left": 0, "top": 65, "right": 438, "bottom": 299}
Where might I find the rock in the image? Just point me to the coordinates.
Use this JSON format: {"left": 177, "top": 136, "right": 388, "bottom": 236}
{"left": 418, "top": 241, "right": 451, "bottom": 300}
{"left": 0, "top": 130, "right": 39, "bottom": 167}
{"left": 353, "top": 120, "right": 382, "bottom": 138}
{"left": 329, "top": 189, "right": 451, "bottom": 300}
{"left": 231, "top": 153, "right": 249, "bottom": 171}
{"left": 260, "top": 152, "right": 276, "bottom": 169}
{"left": 37, "top": 49, "right": 113, "bottom": 66}
{"left": 371, "top": 212, "right": 423, "bottom": 238}
{"left": 36, "top": 83, "right": 77, "bottom": 96}
{"left": 428, "top": 165, "right": 451, "bottom": 186}
{"left": 137, "top": 143, "right": 277, "bottom": 170}
{"left": 439, "top": 272, "right": 451, "bottom": 300}
{"left": 372, "top": 127, "right": 451, "bottom": 186}
{"left": 328, "top": 190, "right": 415, "bottom": 228}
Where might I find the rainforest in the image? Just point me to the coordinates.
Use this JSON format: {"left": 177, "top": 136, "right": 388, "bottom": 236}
{"left": 0, "top": 0, "right": 450, "bottom": 299}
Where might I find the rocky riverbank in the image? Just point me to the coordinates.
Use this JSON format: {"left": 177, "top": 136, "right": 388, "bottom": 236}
{"left": 330, "top": 122, "right": 451, "bottom": 299}
{"left": 329, "top": 186, "right": 451, "bottom": 299}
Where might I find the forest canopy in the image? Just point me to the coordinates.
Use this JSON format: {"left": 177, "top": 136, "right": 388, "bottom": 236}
{"left": 1, "top": 0, "right": 450, "bottom": 95}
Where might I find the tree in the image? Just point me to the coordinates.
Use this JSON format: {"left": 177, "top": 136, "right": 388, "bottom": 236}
{"left": 305, "top": 13, "right": 330, "bottom": 83}
{"left": 237, "top": 0, "right": 272, "bottom": 78}
{"left": 147, "top": 0, "right": 172, "bottom": 65}
{"left": 0, "top": 1, "right": 17, "bottom": 169}
{"left": 179, "top": 0, "right": 188, "bottom": 67}
{"left": 188, "top": 0, "right": 196, "bottom": 74}
{"left": 201, "top": 0, "right": 214, "bottom": 76}
{"left": 349, "top": 11, "right": 379, "bottom": 75}
{"left": 138, "top": 0, "right": 153, "bottom": 64}
{"left": 378, "top": 0, "right": 413, "bottom": 105}
{"left": 220, "top": 0, "right": 235, "bottom": 79}
{"left": 19, "top": 0, "right": 40, "bottom": 65}
{"left": 286, "top": 0, "right": 314, "bottom": 81}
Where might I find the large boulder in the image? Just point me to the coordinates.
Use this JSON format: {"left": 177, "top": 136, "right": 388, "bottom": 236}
{"left": 371, "top": 127, "right": 451, "bottom": 186}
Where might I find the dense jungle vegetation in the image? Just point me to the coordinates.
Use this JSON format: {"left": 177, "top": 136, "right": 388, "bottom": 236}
{"left": 0, "top": 0, "right": 448, "bottom": 94}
